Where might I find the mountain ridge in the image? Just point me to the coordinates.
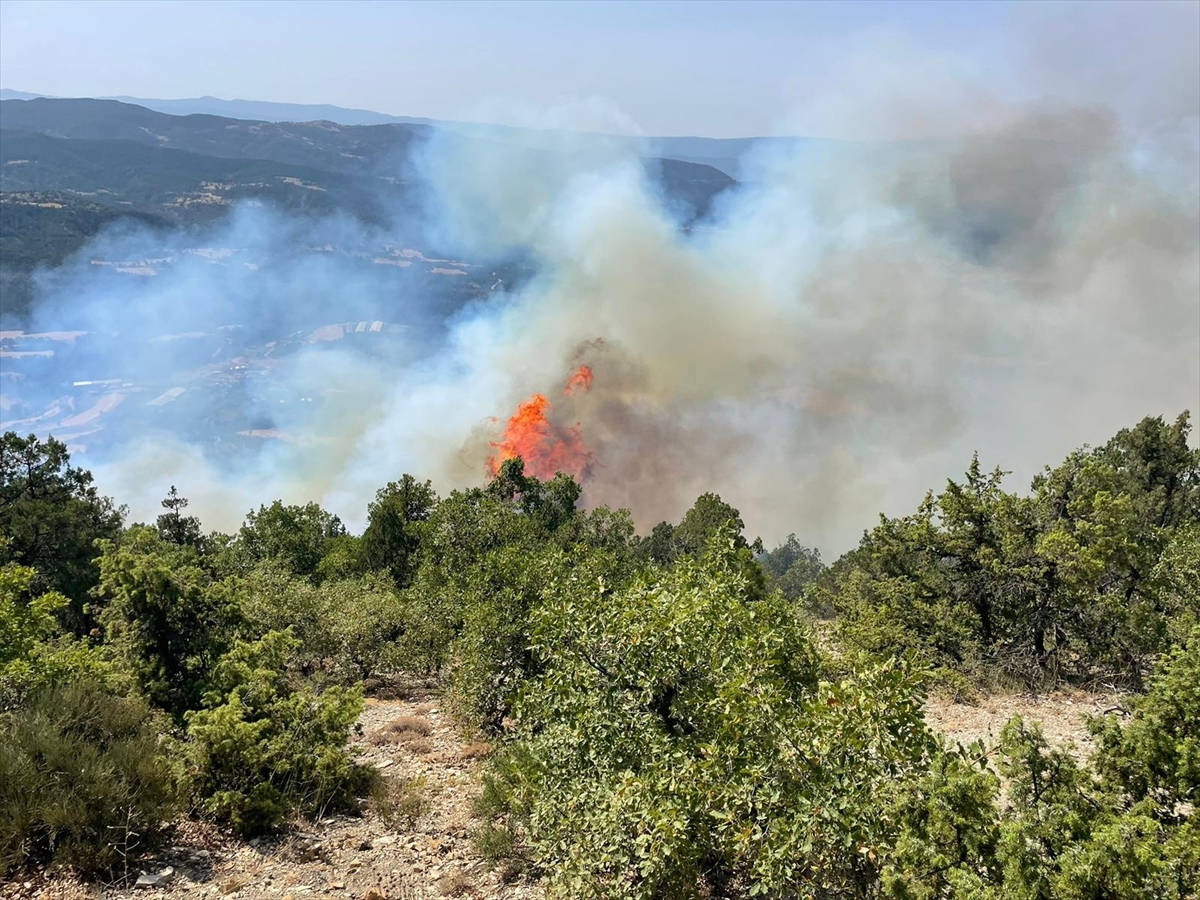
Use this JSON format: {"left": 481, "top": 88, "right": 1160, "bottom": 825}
{"left": 3, "top": 89, "right": 846, "bottom": 176}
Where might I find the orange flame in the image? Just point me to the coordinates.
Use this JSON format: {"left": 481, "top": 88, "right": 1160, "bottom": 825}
{"left": 487, "top": 367, "right": 596, "bottom": 481}
{"left": 563, "top": 364, "right": 593, "bottom": 396}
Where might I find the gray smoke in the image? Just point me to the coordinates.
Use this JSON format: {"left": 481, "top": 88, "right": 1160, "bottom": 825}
{"left": 6, "top": 16, "right": 1198, "bottom": 553}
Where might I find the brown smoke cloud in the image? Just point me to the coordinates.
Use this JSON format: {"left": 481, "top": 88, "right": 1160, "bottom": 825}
{"left": 391, "top": 99, "right": 1197, "bottom": 549}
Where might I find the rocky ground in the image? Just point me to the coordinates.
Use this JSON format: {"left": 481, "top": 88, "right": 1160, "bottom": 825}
{"left": 5, "top": 682, "right": 1122, "bottom": 900}
{"left": 3, "top": 679, "right": 542, "bottom": 900}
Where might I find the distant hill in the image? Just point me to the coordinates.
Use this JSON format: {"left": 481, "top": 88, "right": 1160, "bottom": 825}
{"left": 0, "top": 97, "right": 734, "bottom": 200}
{"left": 0, "top": 89, "right": 45, "bottom": 102}
{"left": 0, "top": 129, "right": 404, "bottom": 220}
{"left": 0, "top": 192, "right": 170, "bottom": 313}
{"left": 2, "top": 89, "right": 837, "bottom": 177}
{"left": 1, "top": 88, "right": 439, "bottom": 126}
{"left": 102, "top": 95, "right": 441, "bottom": 127}
{"left": 0, "top": 97, "right": 736, "bottom": 307}
{"left": 0, "top": 98, "right": 427, "bottom": 176}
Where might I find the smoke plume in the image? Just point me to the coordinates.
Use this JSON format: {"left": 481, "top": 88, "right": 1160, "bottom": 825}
{"left": 5, "top": 16, "right": 1198, "bottom": 553}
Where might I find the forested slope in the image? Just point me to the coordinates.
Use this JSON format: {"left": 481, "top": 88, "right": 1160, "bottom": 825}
{"left": 1, "top": 411, "right": 1197, "bottom": 897}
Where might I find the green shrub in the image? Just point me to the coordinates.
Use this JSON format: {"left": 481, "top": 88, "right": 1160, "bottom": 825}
{"left": 440, "top": 544, "right": 552, "bottom": 731}
{"left": 0, "top": 433, "right": 124, "bottom": 628}
{"left": 759, "top": 534, "right": 825, "bottom": 602}
{"left": 0, "top": 561, "right": 110, "bottom": 709}
{"left": 0, "top": 680, "right": 177, "bottom": 877}
{"left": 185, "top": 630, "right": 371, "bottom": 836}
{"left": 444, "top": 543, "right": 629, "bottom": 732}
{"left": 484, "top": 528, "right": 938, "bottom": 899}
{"left": 234, "top": 566, "right": 406, "bottom": 682}
{"left": 96, "top": 527, "right": 238, "bottom": 719}
{"left": 1091, "top": 626, "right": 1200, "bottom": 820}
{"left": 473, "top": 743, "right": 540, "bottom": 880}
{"left": 224, "top": 500, "right": 347, "bottom": 580}
{"left": 314, "top": 533, "right": 367, "bottom": 582}
{"left": 359, "top": 474, "right": 437, "bottom": 587}
{"left": 886, "top": 651, "right": 1200, "bottom": 900}
{"left": 823, "top": 414, "right": 1200, "bottom": 688}
{"left": 881, "top": 742, "right": 1002, "bottom": 899}
{"left": 393, "top": 484, "right": 544, "bottom": 679}
{"left": 318, "top": 576, "right": 408, "bottom": 680}
{"left": 989, "top": 717, "right": 1196, "bottom": 900}
{"left": 1151, "top": 524, "right": 1200, "bottom": 646}
{"left": 398, "top": 465, "right": 643, "bottom": 730}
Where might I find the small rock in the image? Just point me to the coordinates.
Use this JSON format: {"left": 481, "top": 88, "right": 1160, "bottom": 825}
{"left": 296, "top": 835, "right": 325, "bottom": 862}
{"left": 358, "top": 839, "right": 373, "bottom": 851}
{"left": 136, "top": 866, "right": 177, "bottom": 888}
{"left": 362, "top": 889, "right": 387, "bottom": 900}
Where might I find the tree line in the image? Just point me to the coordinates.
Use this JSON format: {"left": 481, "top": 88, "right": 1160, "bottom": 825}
{"left": 1, "top": 412, "right": 1197, "bottom": 897}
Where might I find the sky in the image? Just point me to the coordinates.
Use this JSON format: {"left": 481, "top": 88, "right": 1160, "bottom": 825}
{"left": 1, "top": 0, "right": 1196, "bottom": 138}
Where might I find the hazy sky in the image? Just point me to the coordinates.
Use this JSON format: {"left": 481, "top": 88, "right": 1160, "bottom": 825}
{"left": 0, "top": 0, "right": 1196, "bottom": 137}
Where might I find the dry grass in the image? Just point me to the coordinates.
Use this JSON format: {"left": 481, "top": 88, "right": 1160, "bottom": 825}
{"left": 386, "top": 716, "right": 432, "bottom": 736}
{"left": 925, "top": 688, "right": 1121, "bottom": 762}
{"left": 402, "top": 736, "right": 434, "bottom": 755}
{"left": 219, "top": 873, "right": 251, "bottom": 894}
{"left": 373, "top": 775, "right": 430, "bottom": 830}
{"left": 437, "top": 871, "right": 479, "bottom": 897}
{"left": 370, "top": 716, "right": 435, "bottom": 750}
{"left": 457, "top": 741, "right": 494, "bottom": 761}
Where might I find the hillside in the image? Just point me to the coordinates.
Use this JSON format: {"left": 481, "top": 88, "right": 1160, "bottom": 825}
{"left": 0, "top": 98, "right": 425, "bottom": 176}
{"left": 0, "top": 90, "right": 807, "bottom": 175}
{"left": 0, "top": 98, "right": 736, "bottom": 193}
{"left": 0, "top": 98, "right": 735, "bottom": 292}
{"left": 0, "top": 130, "right": 404, "bottom": 224}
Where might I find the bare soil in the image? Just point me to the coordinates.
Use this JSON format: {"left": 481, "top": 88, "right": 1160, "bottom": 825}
{"left": 925, "top": 687, "right": 1127, "bottom": 761}
{"left": 3, "top": 680, "right": 542, "bottom": 900}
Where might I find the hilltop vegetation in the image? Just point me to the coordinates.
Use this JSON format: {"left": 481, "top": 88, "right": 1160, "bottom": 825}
{"left": 0, "top": 98, "right": 428, "bottom": 175}
{"left": 0, "top": 192, "right": 171, "bottom": 270}
{"left": 0, "top": 130, "right": 405, "bottom": 221}
{"left": 0, "top": 413, "right": 1197, "bottom": 897}
{"left": 0, "top": 97, "right": 736, "bottom": 297}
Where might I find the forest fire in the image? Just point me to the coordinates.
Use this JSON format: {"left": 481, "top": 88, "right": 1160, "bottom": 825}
{"left": 563, "top": 364, "right": 593, "bottom": 395}
{"left": 486, "top": 366, "right": 595, "bottom": 481}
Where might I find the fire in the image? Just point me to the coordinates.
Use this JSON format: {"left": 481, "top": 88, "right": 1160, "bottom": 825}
{"left": 563, "top": 364, "right": 593, "bottom": 396}
{"left": 487, "top": 366, "right": 595, "bottom": 481}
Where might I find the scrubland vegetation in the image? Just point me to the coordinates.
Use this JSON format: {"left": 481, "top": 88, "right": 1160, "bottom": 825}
{"left": 1, "top": 412, "right": 1197, "bottom": 897}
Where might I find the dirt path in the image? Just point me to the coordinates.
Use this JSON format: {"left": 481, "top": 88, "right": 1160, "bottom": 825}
{"left": 7, "top": 681, "right": 542, "bottom": 900}
{"left": 925, "top": 688, "right": 1126, "bottom": 761}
